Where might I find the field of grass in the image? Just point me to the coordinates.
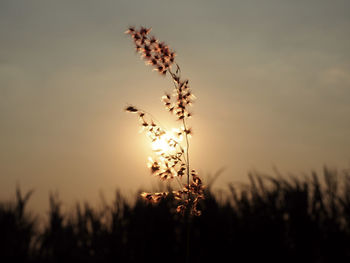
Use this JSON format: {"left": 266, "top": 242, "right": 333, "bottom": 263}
{"left": 1, "top": 167, "right": 350, "bottom": 262}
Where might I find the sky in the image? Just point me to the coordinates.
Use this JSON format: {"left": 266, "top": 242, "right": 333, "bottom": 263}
{"left": 1, "top": 0, "right": 350, "bottom": 213}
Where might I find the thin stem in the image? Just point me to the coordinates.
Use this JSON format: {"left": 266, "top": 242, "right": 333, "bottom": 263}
{"left": 182, "top": 118, "right": 190, "bottom": 187}
{"left": 167, "top": 66, "right": 189, "bottom": 186}
{"left": 168, "top": 57, "right": 191, "bottom": 263}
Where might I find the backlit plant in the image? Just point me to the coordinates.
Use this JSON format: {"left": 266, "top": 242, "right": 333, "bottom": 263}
{"left": 125, "top": 26, "right": 205, "bottom": 216}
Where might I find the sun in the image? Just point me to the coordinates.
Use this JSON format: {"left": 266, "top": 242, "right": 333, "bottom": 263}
{"left": 151, "top": 129, "right": 182, "bottom": 155}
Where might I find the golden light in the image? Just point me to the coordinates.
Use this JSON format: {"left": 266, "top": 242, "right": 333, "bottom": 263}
{"left": 151, "top": 129, "right": 182, "bottom": 155}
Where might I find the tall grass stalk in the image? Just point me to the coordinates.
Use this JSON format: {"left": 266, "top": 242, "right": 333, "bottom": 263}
{"left": 124, "top": 25, "right": 204, "bottom": 262}
{"left": 124, "top": 26, "right": 205, "bottom": 217}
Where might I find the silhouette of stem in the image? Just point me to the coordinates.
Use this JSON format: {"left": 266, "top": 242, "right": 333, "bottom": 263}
{"left": 182, "top": 118, "right": 190, "bottom": 187}
{"left": 125, "top": 26, "right": 205, "bottom": 215}
{"left": 182, "top": 117, "right": 191, "bottom": 263}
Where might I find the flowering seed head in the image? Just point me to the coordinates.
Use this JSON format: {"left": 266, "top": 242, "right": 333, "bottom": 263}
{"left": 125, "top": 26, "right": 205, "bottom": 216}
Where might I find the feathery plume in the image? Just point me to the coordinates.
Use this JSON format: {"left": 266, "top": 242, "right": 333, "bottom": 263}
{"left": 125, "top": 26, "right": 204, "bottom": 216}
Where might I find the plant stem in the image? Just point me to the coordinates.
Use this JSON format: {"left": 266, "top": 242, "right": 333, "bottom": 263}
{"left": 182, "top": 119, "right": 190, "bottom": 187}
{"left": 169, "top": 66, "right": 191, "bottom": 262}
{"left": 182, "top": 118, "right": 191, "bottom": 263}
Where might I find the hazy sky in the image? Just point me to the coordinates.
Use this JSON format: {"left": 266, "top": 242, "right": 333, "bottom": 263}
{"left": 1, "top": 0, "right": 350, "bottom": 213}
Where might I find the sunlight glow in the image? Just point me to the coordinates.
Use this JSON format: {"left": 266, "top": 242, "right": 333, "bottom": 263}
{"left": 151, "top": 129, "right": 182, "bottom": 155}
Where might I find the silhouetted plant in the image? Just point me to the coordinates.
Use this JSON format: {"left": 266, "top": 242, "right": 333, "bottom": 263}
{"left": 124, "top": 26, "right": 205, "bottom": 216}
{"left": 0, "top": 187, "right": 36, "bottom": 262}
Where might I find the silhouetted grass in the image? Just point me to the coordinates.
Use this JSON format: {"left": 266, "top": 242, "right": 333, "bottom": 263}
{"left": 0, "top": 187, "right": 36, "bottom": 262}
{"left": 125, "top": 26, "right": 204, "bottom": 216}
{"left": 1, "top": 167, "right": 350, "bottom": 262}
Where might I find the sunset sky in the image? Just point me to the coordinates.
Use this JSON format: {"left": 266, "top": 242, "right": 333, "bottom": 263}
{"left": 1, "top": 0, "right": 349, "bottom": 213}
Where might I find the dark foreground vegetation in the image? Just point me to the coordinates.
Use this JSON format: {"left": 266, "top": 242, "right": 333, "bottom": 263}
{"left": 1, "top": 168, "right": 350, "bottom": 263}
